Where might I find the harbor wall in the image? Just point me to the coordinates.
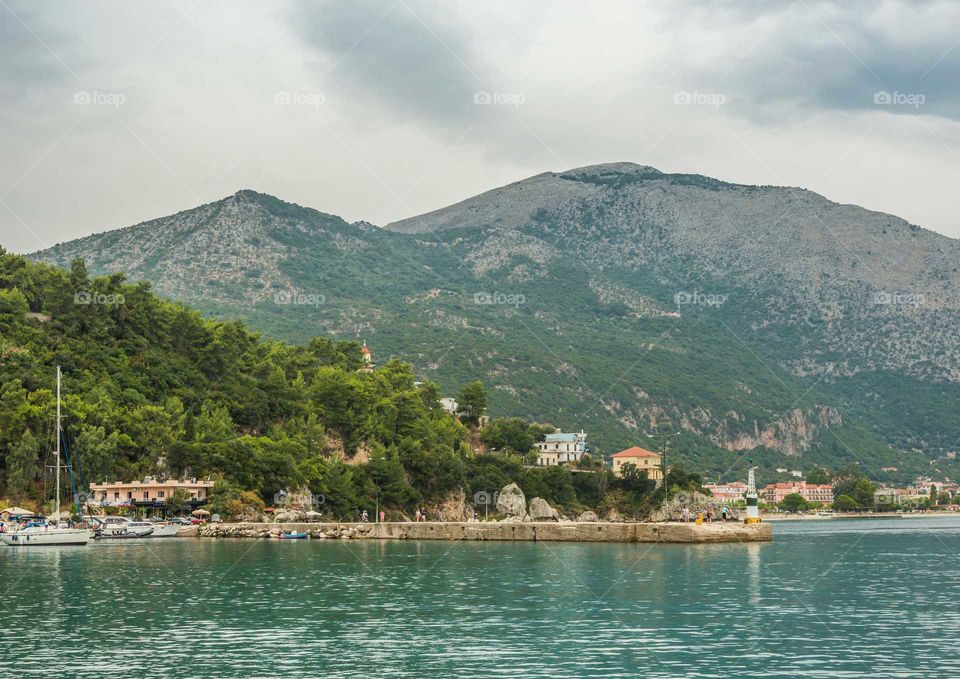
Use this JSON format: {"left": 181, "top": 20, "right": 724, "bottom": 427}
{"left": 193, "top": 521, "right": 772, "bottom": 543}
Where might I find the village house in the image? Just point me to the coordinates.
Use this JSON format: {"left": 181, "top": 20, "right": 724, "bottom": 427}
{"left": 439, "top": 397, "right": 458, "bottom": 415}
{"left": 360, "top": 341, "right": 374, "bottom": 373}
{"left": 611, "top": 446, "right": 663, "bottom": 480}
{"left": 761, "top": 481, "right": 833, "bottom": 504}
{"left": 88, "top": 477, "right": 214, "bottom": 508}
{"left": 535, "top": 430, "right": 588, "bottom": 466}
{"left": 703, "top": 481, "right": 747, "bottom": 501}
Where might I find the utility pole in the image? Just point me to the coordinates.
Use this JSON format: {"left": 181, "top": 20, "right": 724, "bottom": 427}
{"left": 655, "top": 426, "right": 681, "bottom": 517}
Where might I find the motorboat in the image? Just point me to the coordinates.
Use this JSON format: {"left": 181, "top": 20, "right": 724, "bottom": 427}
{"left": 92, "top": 516, "right": 154, "bottom": 539}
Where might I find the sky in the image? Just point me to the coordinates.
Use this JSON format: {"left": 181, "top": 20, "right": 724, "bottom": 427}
{"left": 2, "top": 0, "right": 960, "bottom": 253}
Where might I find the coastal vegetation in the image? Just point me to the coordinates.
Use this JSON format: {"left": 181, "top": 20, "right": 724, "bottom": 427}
{"left": 0, "top": 251, "right": 682, "bottom": 520}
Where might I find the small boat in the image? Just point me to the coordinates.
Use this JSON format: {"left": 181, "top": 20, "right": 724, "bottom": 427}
{"left": 278, "top": 531, "right": 308, "bottom": 540}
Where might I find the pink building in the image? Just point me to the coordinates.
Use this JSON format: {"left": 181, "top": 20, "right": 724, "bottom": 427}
{"left": 704, "top": 482, "right": 747, "bottom": 501}
{"left": 761, "top": 481, "right": 833, "bottom": 504}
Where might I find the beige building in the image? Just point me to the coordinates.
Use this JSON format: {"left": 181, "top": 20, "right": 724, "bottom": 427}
{"left": 89, "top": 477, "right": 214, "bottom": 506}
{"left": 611, "top": 446, "right": 663, "bottom": 480}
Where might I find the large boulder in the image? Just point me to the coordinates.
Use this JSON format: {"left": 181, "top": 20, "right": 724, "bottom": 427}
{"left": 274, "top": 508, "right": 306, "bottom": 523}
{"left": 576, "top": 510, "right": 599, "bottom": 522}
{"left": 436, "top": 488, "right": 473, "bottom": 521}
{"left": 528, "top": 497, "right": 559, "bottom": 521}
{"left": 496, "top": 483, "right": 527, "bottom": 519}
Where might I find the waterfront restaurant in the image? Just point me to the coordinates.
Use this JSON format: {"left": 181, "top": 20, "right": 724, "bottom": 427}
{"left": 611, "top": 446, "right": 663, "bottom": 480}
{"left": 88, "top": 477, "right": 214, "bottom": 512}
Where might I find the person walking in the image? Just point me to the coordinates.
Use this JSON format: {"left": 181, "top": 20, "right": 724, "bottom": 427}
{"left": 414, "top": 508, "right": 421, "bottom": 522}
{"left": 682, "top": 506, "right": 690, "bottom": 523}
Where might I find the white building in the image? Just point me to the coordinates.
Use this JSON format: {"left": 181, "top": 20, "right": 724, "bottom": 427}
{"left": 536, "top": 430, "right": 587, "bottom": 466}
{"left": 439, "top": 398, "right": 459, "bottom": 415}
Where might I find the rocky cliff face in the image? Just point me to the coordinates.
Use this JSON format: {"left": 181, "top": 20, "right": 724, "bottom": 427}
{"left": 387, "top": 162, "right": 960, "bottom": 385}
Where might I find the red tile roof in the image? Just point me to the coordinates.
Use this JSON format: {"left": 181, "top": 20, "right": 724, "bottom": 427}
{"left": 611, "top": 446, "right": 661, "bottom": 458}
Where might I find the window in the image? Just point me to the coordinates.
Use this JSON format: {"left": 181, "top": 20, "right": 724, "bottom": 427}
{"left": 127, "top": 492, "right": 132, "bottom": 499}
{"left": 143, "top": 491, "right": 149, "bottom": 500}
{"left": 158, "top": 491, "right": 165, "bottom": 499}
{"left": 113, "top": 492, "right": 119, "bottom": 501}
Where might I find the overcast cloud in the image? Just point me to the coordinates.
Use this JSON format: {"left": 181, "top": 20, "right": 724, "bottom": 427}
{"left": 2, "top": 0, "right": 960, "bottom": 253}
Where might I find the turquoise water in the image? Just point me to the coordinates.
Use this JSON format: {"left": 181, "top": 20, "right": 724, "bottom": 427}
{"left": 2, "top": 517, "right": 959, "bottom": 677}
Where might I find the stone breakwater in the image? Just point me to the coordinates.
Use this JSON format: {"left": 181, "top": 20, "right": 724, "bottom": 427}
{"left": 197, "top": 521, "right": 772, "bottom": 543}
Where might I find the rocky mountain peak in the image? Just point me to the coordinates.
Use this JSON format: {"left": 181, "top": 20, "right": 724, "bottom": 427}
{"left": 557, "top": 161, "right": 662, "bottom": 178}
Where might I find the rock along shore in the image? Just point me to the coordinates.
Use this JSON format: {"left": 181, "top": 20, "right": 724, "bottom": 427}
{"left": 194, "top": 521, "right": 772, "bottom": 543}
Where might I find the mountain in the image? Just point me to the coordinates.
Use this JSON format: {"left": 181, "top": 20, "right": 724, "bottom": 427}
{"left": 30, "top": 163, "right": 960, "bottom": 483}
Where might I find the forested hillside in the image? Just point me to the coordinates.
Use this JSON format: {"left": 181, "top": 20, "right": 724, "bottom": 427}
{"left": 0, "top": 249, "right": 678, "bottom": 519}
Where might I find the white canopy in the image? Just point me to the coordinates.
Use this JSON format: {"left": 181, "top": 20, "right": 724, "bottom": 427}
{"left": 0, "top": 507, "right": 32, "bottom": 516}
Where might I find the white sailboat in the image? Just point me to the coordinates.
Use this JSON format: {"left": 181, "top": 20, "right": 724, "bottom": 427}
{"left": 1, "top": 366, "right": 94, "bottom": 547}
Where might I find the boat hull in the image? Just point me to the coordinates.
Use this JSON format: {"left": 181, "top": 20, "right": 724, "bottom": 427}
{"left": 149, "top": 523, "right": 180, "bottom": 538}
{"left": 1, "top": 529, "right": 93, "bottom": 546}
{"left": 95, "top": 528, "right": 153, "bottom": 539}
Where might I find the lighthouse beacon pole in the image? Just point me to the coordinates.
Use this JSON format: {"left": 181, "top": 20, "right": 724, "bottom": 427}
{"left": 744, "top": 459, "right": 761, "bottom": 524}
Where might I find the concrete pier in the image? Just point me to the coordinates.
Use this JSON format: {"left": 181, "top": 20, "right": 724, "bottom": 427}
{"left": 193, "top": 521, "right": 772, "bottom": 543}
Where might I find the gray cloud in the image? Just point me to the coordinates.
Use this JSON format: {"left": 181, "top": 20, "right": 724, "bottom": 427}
{"left": 672, "top": 1, "right": 960, "bottom": 122}
{"left": 288, "top": 0, "right": 486, "bottom": 128}
{"left": 2, "top": 0, "right": 960, "bottom": 254}
{"left": 0, "top": 3, "right": 81, "bottom": 108}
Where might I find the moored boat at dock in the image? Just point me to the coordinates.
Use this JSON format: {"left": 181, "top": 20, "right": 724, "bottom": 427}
{"left": 2, "top": 367, "right": 93, "bottom": 547}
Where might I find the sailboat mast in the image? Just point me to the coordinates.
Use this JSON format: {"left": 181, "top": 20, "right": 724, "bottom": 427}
{"left": 55, "top": 365, "right": 61, "bottom": 521}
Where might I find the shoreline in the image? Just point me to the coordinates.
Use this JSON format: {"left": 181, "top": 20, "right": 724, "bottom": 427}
{"left": 764, "top": 511, "right": 960, "bottom": 521}
{"left": 192, "top": 520, "right": 772, "bottom": 543}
